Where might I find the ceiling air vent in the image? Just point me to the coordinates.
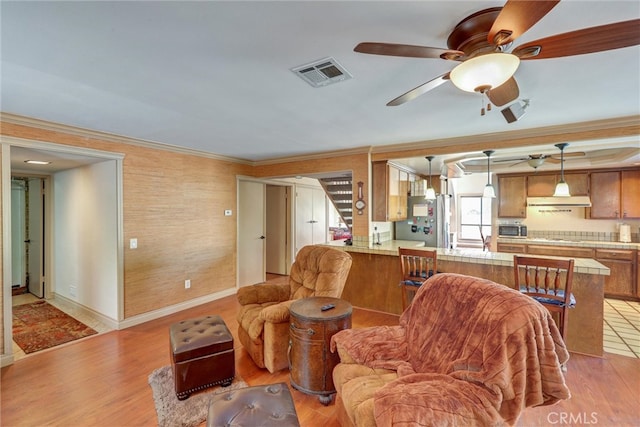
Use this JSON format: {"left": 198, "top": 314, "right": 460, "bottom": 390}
{"left": 291, "top": 57, "right": 352, "bottom": 88}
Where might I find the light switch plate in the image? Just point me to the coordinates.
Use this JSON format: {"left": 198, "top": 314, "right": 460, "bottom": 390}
{"left": 130, "top": 238, "right": 138, "bottom": 249}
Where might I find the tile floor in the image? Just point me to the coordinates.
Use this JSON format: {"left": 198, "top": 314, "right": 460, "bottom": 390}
{"left": 10, "top": 293, "right": 640, "bottom": 360}
{"left": 603, "top": 298, "right": 640, "bottom": 358}
{"left": 11, "top": 293, "right": 113, "bottom": 361}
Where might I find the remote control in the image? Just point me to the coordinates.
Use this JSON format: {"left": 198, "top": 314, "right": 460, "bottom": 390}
{"left": 320, "top": 303, "right": 335, "bottom": 311}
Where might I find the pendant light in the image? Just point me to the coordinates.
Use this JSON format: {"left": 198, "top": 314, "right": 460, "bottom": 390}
{"left": 482, "top": 150, "right": 496, "bottom": 198}
{"left": 425, "top": 156, "right": 436, "bottom": 200}
{"left": 553, "top": 143, "right": 571, "bottom": 197}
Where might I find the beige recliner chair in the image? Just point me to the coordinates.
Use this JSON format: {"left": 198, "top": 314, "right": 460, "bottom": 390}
{"left": 236, "top": 245, "right": 352, "bottom": 373}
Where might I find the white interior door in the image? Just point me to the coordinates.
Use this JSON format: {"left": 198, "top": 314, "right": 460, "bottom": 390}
{"left": 295, "top": 186, "right": 313, "bottom": 254}
{"left": 27, "top": 177, "right": 44, "bottom": 298}
{"left": 238, "top": 180, "right": 265, "bottom": 287}
{"left": 312, "top": 188, "right": 328, "bottom": 244}
{"left": 265, "top": 185, "right": 288, "bottom": 275}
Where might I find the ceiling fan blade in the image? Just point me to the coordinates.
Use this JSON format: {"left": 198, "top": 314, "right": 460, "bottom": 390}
{"left": 546, "top": 158, "right": 561, "bottom": 164}
{"left": 513, "top": 19, "right": 640, "bottom": 60}
{"left": 488, "top": 77, "right": 519, "bottom": 106}
{"left": 387, "top": 73, "right": 450, "bottom": 106}
{"left": 488, "top": 0, "right": 560, "bottom": 46}
{"left": 552, "top": 151, "right": 586, "bottom": 158}
{"left": 508, "top": 159, "right": 529, "bottom": 167}
{"left": 494, "top": 156, "right": 529, "bottom": 163}
{"left": 354, "top": 42, "right": 463, "bottom": 60}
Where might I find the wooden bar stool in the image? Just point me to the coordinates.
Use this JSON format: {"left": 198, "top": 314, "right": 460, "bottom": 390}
{"left": 513, "top": 255, "right": 575, "bottom": 340}
{"left": 398, "top": 247, "right": 437, "bottom": 311}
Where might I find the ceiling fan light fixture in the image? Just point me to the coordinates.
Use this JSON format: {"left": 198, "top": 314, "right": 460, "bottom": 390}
{"left": 449, "top": 53, "right": 520, "bottom": 93}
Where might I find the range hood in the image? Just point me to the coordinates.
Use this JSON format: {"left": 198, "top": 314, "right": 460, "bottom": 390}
{"left": 527, "top": 196, "right": 592, "bottom": 207}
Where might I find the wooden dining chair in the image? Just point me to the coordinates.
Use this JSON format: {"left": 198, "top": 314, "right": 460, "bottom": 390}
{"left": 399, "top": 248, "right": 437, "bottom": 311}
{"left": 513, "top": 255, "right": 576, "bottom": 340}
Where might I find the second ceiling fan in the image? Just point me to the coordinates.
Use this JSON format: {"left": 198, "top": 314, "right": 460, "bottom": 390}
{"left": 355, "top": 0, "right": 640, "bottom": 108}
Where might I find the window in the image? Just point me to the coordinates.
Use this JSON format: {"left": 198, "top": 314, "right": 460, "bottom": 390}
{"left": 459, "top": 195, "right": 491, "bottom": 241}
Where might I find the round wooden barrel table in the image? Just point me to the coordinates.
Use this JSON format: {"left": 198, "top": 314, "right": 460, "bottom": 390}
{"left": 289, "top": 296, "right": 352, "bottom": 405}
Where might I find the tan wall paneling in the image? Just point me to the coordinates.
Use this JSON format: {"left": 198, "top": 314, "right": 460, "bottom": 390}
{"left": 0, "top": 147, "right": 3, "bottom": 354}
{"left": 252, "top": 153, "right": 370, "bottom": 238}
{"left": 1, "top": 121, "right": 244, "bottom": 319}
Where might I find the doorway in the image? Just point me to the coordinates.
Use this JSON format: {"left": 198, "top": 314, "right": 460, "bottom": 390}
{"left": 11, "top": 176, "right": 45, "bottom": 299}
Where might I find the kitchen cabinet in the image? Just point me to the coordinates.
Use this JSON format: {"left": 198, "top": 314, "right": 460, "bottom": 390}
{"left": 497, "top": 175, "right": 527, "bottom": 218}
{"left": 589, "top": 171, "right": 621, "bottom": 219}
{"left": 595, "top": 249, "right": 636, "bottom": 299}
{"left": 589, "top": 169, "right": 640, "bottom": 219}
{"left": 527, "top": 172, "right": 589, "bottom": 197}
{"left": 526, "top": 245, "right": 595, "bottom": 259}
{"left": 372, "top": 161, "right": 410, "bottom": 222}
{"left": 621, "top": 170, "right": 640, "bottom": 218}
{"left": 496, "top": 243, "right": 527, "bottom": 254}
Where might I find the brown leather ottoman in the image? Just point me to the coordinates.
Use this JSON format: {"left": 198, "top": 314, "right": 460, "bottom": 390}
{"left": 206, "top": 383, "right": 300, "bottom": 427}
{"left": 170, "top": 315, "right": 235, "bottom": 400}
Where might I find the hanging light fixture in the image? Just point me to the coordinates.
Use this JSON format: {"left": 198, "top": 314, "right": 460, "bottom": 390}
{"left": 553, "top": 143, "right": 571, "bottom": 197}
{"left": 482, "top": 150, "right": 496, "bottom": 198}
{"left": 425, "top": 156, "right": 436, "bottom": 200}
{"left": 449, "top": 53, "right": 520, "bottom": 93}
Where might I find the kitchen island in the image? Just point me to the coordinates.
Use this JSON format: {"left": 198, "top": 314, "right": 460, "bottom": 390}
{"left": 323, "top": 239, "right": 609, "bottom": 357}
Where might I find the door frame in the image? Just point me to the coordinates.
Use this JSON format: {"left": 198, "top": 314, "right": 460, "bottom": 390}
{"left": 237, "top": 176, "right": 295, "bottom": 287}
{"left": 1, "top": 137, "right": 125, "bottom": 366}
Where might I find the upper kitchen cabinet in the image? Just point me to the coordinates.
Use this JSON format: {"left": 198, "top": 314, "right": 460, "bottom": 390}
{"left": 497, "top": 174, "right": 527, "bottom": 218}
{"left": 372, "top": 161, "right": 410, "bottom": 222}
{"left": 621, "top": 170, "right": 640, "bottom": 218}
{"left": 589, "top": 168, "right": 640, "bottom": 219}
{"left": 527, "top": 172, "right": 589, "bottom": 197}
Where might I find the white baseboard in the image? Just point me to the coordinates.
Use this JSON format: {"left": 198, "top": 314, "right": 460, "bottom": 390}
{"left": 1, "top": 353, "right": 15, "bottom": 368}
{"left": 53, "top": 293, "right": 120, "bottom": 330}
{"left": 116, "top": 288, "right": 238, "bottom": 330}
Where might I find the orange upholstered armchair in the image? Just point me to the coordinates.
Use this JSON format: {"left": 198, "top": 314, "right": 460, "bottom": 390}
{"left": 331, "top": 273, "right": 570, "bottom": 426}
{"left": 236, "top": 245, "right": 352, "bottom": 373}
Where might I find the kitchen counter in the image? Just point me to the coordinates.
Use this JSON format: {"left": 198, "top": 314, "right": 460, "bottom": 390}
{"left": 324, "top": 239, "right": 606, "bottom": 357}
{"left": 324, "top": 239, "right": 610, "bottom": 276}
{"left": 497, "top": 237, "right": 640, "bottom": 250}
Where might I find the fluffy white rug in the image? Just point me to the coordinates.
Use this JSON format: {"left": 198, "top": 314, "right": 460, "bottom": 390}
{"left": 148, "top": 365, "right": 247, "bottom": 427}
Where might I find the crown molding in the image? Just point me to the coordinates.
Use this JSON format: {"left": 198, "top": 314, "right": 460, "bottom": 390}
{"left": 370, "top": 115, "right": 640, "bottom": 159}
{"left": 0, "top": 112, "right": 253, "bottom": 165}
{"left": 252, "top": 145, "right": 371, "bottom": 166}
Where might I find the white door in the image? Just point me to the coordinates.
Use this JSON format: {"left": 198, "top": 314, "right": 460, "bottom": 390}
{"left": 295, "top": 185, "right": 328, "bottom": 253}
{"left": 295, "top": 186, "right": 314, "bottom": 253}
{"left": 27, "top": 177, "right": 44, "bottom": 298}
{"left": 265, "top": 185, "right": 288, "bottom": 275}
{"left": 312, "top": 188, "right": 328, "bottom": 244}
{"left": 238, "top": 180, "right": 266, "bottom": 287}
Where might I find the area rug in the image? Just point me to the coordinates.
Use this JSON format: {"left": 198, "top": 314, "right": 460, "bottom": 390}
{"left": 148, "top": 365, "right": 248, "bottom": 427}
{"left": 12, "top": 300, "right": 98, "bottom": 354}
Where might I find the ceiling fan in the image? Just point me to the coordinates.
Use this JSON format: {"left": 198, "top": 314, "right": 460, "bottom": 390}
{"left": 493, "top": 151, "right": 585, "bottom": 169}
{"left": 354, "top": 0, "right": 640, "bottom": 108}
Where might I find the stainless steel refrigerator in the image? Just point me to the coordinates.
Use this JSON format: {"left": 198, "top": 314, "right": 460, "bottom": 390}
{"left": 394, "top": 195, "right": 451, "bottom": 248}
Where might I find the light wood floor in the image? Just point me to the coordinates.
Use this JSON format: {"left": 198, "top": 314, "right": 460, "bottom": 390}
{"left": 2, "top": 281, "right": 640, "bottom": 426}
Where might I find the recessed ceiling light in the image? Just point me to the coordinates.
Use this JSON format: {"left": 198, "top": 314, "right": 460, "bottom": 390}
{"left": 24, "top": 160, "right": 51, "bottom": 165}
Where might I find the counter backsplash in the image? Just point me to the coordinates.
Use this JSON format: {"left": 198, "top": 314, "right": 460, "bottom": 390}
{"left": 526, "top": 229, "right": 638, "bottom": 243}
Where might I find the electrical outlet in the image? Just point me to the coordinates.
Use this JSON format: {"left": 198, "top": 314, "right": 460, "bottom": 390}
{"left": 69, "top": 286, "right": 77, "bottom": 297}
{"left": 224, "top": 209, "right": 232, "bottom": 216}
{"left": 185, "top": 279, "right": 191, "bottom": 289}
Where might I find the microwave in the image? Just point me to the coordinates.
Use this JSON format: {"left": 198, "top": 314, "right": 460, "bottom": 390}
{"left": 498, "top": 225, "right": 528, "bottom": 238}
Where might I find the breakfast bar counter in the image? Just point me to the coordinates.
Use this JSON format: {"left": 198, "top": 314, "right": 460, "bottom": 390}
{"left": 323, "top": 240, "right": 609, "bottom": 357}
